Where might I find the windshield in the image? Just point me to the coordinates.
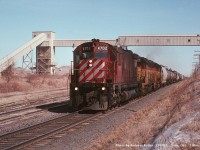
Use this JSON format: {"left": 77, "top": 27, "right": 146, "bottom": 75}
{"left": 80, "top": 52, "right": 92, "bottom": 59}
{"left": 95, "top": 52, "right": 108, "bottom": 58}
{"left": 75, "top": 54, "right": 80, "bottom": 63}
{"left": 75, "top": 51, "right": 93, "bottom": 63}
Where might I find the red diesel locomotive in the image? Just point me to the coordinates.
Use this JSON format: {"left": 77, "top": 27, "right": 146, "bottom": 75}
{"left": 70, "top": 39, "right": 182, "bottom": 110}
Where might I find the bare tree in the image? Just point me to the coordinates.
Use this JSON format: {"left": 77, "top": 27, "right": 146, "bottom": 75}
{"left": 2, "top": 64, "right": 14, "bottom": 83}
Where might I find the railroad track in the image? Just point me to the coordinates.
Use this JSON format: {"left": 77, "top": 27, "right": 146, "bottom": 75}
{"left": 0, "top": 110, "right": 99, "bottom": 150}
{"left": 0, "top": 101, "right": 135, "bottom": 150}
{"left": 0, "top": 99, "right": 69, "bottom": 123}
{"left": 0, "top": 88, "right": 68, "bottom": 99}
{"left": 0, "top": 95, "right": 69, "bottom": 113}
{"left": 0, "top": 89, "right": 69, "bottom": 110}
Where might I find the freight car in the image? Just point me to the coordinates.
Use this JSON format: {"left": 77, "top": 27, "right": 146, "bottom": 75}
{"left": 161, "top": 66, "right": 168, "bottom": 86}
{"left": 69, "top": 39, "right": 181, "bottom": 110}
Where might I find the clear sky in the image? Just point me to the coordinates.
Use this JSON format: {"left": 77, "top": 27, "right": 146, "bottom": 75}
{"left": 0, "top": 0, "right": 200, "bottom": 76}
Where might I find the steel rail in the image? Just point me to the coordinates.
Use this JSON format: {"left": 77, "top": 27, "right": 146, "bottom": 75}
{"left": 8, "top": 114, "right": 99, "bottom": 150}
{"left": 0, "top": 95, "right": 69, "bottom": 113}
{"left": 0, "top": 88, "right": 68, "bottom": 99}
{"left": 0, "top": 100, "right": 69, "bottom": 123}
{"left": 0, "top": 111, "right": 97, "bottom": 150}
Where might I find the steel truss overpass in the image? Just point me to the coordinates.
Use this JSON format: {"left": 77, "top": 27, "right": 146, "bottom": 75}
{"left": 1, "top": 31, "right": 200, "bottom": 74}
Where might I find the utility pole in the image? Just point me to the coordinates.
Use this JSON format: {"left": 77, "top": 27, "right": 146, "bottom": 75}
{"left": 193, "top": 50, "right": 200, "bottom": 77}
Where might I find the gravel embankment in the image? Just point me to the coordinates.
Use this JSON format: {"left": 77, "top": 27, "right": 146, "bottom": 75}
{"left": 0, "top": 110, "right": 68, "bottom": 136}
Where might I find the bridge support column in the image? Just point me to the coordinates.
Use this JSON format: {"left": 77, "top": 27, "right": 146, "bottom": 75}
{"left": 33, "top": 31, "right": 55, "bottom": 74}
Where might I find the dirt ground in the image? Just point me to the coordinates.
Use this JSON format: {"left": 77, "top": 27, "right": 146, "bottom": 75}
{"left": 0, "top": 69, "right": 69, "bottom": 105}
{"left": 0, "top": 66, "right": 70, "bottom": 94}
{"left": 85, "top": 77, "right": 200, "bottom": 150}
{"left": 0, "top": 74, "right": 69, "bottom": 94}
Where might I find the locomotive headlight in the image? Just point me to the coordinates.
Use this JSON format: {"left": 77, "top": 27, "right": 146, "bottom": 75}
{"left": 102, "top": 87, "right": 106, "bottom": 91}
{"left": 89, "top": 63, "right": 93, "bottom": 67}
{"left": 75, "top": 87, "right": 78, "bottom": 91}
{"left": 88, "top": 60, "right": 93, "bottom": 67}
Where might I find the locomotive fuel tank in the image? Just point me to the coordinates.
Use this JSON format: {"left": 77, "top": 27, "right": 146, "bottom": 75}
{"left": 121, "top": 90, "right": 137, "bottom": 102}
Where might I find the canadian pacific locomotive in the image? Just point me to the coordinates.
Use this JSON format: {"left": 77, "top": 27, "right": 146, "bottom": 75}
{"left": 70, "top": 39, "right": 182, "bottom": 110}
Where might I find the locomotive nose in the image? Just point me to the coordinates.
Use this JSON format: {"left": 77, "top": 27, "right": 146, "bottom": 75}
{"left": 79, "top": 59, "right": 106, "bottom": 83}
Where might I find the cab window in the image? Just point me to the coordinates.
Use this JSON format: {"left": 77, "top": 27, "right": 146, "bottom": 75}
{"left": 75, "top": 54, "right": 80, "bottom": 63}
{"left": 95, "top": 52, "right": 108, "bottom": 58}
{"left": 110, "top": 51, "right": 115, "bottom": 61}
{"left": 80, "top": 52, "right": 92, "bottom": 59}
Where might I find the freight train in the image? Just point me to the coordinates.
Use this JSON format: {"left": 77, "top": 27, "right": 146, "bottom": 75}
{"left": 69, "top": 39, "right": 183, "bottom": 110}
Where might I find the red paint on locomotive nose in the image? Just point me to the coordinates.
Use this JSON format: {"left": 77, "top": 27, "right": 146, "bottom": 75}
{"left": 79, "top": 59, "right": 106, "bottom": 83}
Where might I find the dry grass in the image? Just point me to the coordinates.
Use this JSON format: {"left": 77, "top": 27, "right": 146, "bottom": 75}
{"left": 180, "top": 117, "right": 200, "bottom": 133}
{"left": 84, "top": 78, "right": 200, "bottom": 150}
{"left": 0, "top": 74, "right": 68, "bottom": 93}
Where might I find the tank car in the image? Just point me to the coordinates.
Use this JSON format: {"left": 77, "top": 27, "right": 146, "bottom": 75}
{"left": 70, "top": 39, "right": 139, "bottom": 110}
{"left": 161, "top": 66, "right": 168, "bottom": 86}
{"left": 166, "top": 68, "right": 177, "bottom": 84}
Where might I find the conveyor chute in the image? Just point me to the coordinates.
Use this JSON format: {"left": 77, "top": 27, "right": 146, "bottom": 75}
{"left": 0, "top": 33, "right": 47, "bottom": 73}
